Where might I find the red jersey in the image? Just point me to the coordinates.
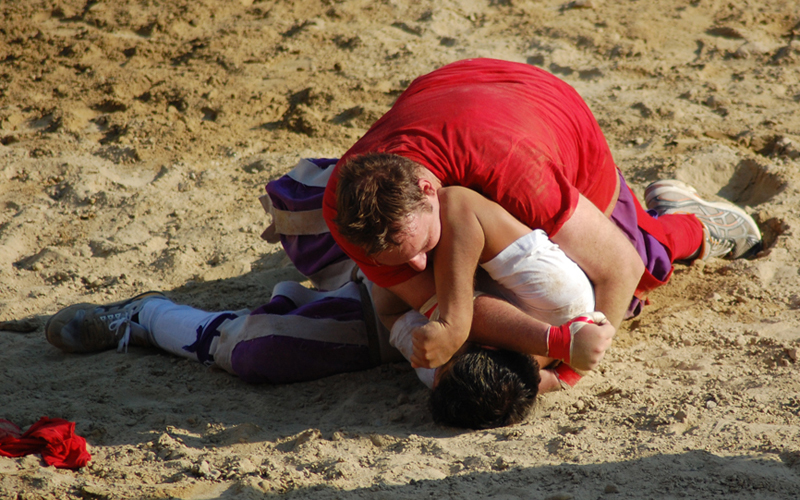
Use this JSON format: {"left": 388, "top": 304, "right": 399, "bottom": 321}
{"left": 323, "top": 58, "right": 618, "bottom": 287}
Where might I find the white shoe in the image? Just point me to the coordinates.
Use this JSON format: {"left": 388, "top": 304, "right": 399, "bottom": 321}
{"left": 644, "top": 180, "right": 761, "bottom": 259}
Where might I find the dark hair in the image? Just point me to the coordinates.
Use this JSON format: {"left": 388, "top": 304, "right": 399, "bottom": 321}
{"left": 333, "top": 153, "right": 428, "bottom": 255}
{"left": 430, "top": 347, "right": 540, "bottom": 429}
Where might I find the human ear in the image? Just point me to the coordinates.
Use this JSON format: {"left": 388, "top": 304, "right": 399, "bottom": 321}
{"left": 418, "top": 178, "right": 437, "bottom": 196}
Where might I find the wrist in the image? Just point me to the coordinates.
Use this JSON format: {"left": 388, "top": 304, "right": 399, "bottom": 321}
{"left": 553, "top": 363, "right": 582, "bottom": 388}
{"left": 547, "top": 323, "right": 572, "bottom": 364}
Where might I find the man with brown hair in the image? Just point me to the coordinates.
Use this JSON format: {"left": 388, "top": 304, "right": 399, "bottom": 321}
{"left": 333, "top": 153, "right": 428, "bottom": 255}
{"left": 322, "top": 58, "right": 762, "bottom": 371}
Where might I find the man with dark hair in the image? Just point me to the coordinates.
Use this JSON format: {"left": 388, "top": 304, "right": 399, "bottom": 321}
{"left": 430, "top": 346, "right": 541, "bottom": 429}
{"left": 322, "top": 58, "right": 761, "bottom": 372}
{"left": 45, "top": 156, "right": 586, "bottom": 430}
{"left": 43, "top": 284, "right": 543, "bottom": 431}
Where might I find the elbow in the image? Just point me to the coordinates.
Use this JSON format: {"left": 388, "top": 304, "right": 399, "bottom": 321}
{"left": 627, "top": 259, "right": 646, "bottom": 293}
{"left": 610, "top": 255, "right": 644, "bottom": 298}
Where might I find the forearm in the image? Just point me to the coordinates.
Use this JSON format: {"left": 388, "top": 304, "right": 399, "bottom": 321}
{"left": 467, "top": 294, "right": 551, "bottom": 355}
{"left": 381, "top": 269, "right": 467, "bottom": 369}
{"left": 432, "top": 254, "right": 476, "bottom": 339}
{"left": 468, "top": 294, "right": 614, "bottom": 371}
{"left": 433, "top": 188, "right": 484, "bottom": 335}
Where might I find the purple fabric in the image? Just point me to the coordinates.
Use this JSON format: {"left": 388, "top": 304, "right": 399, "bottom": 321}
{"left": 264, "top": 158, "right": 337, "bottom": 212}
{"left": 266, "top": 180, "right": 325, "bottom": 212}
{"left": 232, "top": 292, "right": 369, "bottom": 384}
{"left": 609, "top": 172, "right": 672, "bottom": 317}
{"left": 308, "top": 157, "right": 339, "bottom": 168}
{"left": 280, "top": 233, "right": 350, "bottom": 277}
{"left": 232, "top": 336, "right": 372, "bottom": 384}
{"left": 250, "top": 295, "right": 297, "bottom": 316}
{"left": 251, "top": 295, "right": 363, "bottom": 321}
{"left": 185, "top": 312, "right": 240, "bottom": 365}
{"left": 230, "top": 157, "right": 370, "bottom": 384}
{"left": 264, "top": 158, "right": 350, "bottom": 278}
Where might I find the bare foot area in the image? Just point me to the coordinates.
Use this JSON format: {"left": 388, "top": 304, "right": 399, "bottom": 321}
{"left": 1, "top": 0, "right": 799, "bottom": 498}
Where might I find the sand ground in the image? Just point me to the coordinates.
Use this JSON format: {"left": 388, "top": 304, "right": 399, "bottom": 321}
{"left": 1, "top": 0, "right": 799, "bottom": 498}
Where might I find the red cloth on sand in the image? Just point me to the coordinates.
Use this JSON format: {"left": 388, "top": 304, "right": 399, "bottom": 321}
{"left": 0, "top": 417, "right": 91, "bottom": 469}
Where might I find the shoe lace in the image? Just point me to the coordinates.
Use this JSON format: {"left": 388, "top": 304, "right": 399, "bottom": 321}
{"left": 707, "top": 234, "right": 734, "bottom": 257}
{"left": 104, "top": 302, "right": 147, "bottom": 353}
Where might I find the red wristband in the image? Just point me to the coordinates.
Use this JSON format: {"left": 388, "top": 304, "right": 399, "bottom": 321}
{"left": 553, "top": 363, "right": 582, "bottom": 388}
{"left": 547, "top": 324, "right": 572, "bottom": 364}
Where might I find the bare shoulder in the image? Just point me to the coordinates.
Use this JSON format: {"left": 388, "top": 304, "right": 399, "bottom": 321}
{"left": 438, "top": 185, "right": 479, "bottom": 203}
{"left": 438, "top": 186, "right": 492, "bottom": 212}
{"left": 439, "top": 186, "right": 508, "bottom": 217}
{"left": 439, "top": 187, "right": 532, "bottom": 262}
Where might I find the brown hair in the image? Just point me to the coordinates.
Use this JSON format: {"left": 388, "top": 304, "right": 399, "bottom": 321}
{"left": 333, "top": 153, "right": 428, "bottom": 255}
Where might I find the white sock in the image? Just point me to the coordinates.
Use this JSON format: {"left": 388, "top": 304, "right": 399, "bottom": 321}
{"left": 138, "top": 299, "right": 224, "bottom": 361}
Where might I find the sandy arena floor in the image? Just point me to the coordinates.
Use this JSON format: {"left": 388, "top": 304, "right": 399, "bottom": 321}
{"left": 1, "top": 1, "right": 799, "bottom": 498}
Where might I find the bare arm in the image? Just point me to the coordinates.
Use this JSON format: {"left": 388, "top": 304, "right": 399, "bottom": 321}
{"left": 550, "top": 194, "right": 644, "bottom": 329}
{"left": 417, "top": 188, "right": 486, "bottom": 366}
{"left": 379, "top": 278, "right": 555, "bottom": 361}
{"left": 381, "top": 268, "right": 553, "bottom": 358}
{"left": 381, "top": 193, "right": 626, "bottom": 371}
{"left": 382, "top": 279, "right": 555, "bottom": 358}
{"left": 405, "top": 187, "right": 542, "bottom": 368}
{"left": 470, "top": 294, "right": 614, "bottom": 371}
{"left": 381, "top": 281, "right": 613, "bottom": 371}
{"left": 468, "top": 293, "right": 550, "bottom": 352}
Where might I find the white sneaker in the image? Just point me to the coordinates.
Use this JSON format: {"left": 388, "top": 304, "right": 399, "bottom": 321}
{"left": 644, "top": 180, "right": 762, "bottom": 260}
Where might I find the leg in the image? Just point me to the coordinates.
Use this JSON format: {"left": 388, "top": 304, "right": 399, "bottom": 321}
{"left": 45, "top": 291, "right": 242, "bottom": 360}
{"left": 137, "top": 301, "right": 243, "bottom": 363}
{"left": 45, "top": 281, "right": 380, "bottom": 385}
{"left": 610, "top": 173, "right": 705, "bottom": 317}
{"left": 610, "top": 175, "right": 761, "bottom": 316}
{"left": 210, "top": 281, "right": 376, "bottom": 384}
